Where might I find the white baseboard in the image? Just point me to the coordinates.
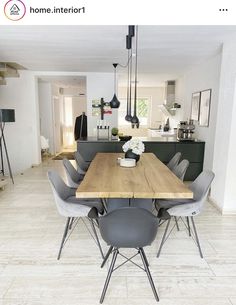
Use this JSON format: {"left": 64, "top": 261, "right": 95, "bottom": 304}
{"left": 208, "top": 196, "right": 223, "bottom": 214}
{"left": 208, "top": 196, "right": 236, "bottom": 215}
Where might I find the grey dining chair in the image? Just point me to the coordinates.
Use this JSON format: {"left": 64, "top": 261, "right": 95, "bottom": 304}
{"left": 91, "top": 206, "right": 159, "bottom": 303}
{"left": 172, "top": 159, "right": 189, "bottom": 181}
{"left": 156, "top": 170, "right": 215, "bottom": 258}
{"left": 166, "top": 152, "right": 182, "bottom": 170}
{"left": 62, "top": 158, "right": 84, "bottom": 188}
{"left": 74, "top": 151, "right": 90, "bottom": 172}
{"left": 155, "top": 159, "right": 189, "bottom": 229}
{"left": 48, "top": 170, "right": 104, "bottom": 260}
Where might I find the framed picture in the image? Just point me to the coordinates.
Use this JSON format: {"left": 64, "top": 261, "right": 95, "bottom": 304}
{"left": 191, "top": 92, "right": 201, "bottom": 121}
{"left": 199, "top": 89, "right": 212, "bottom": 127}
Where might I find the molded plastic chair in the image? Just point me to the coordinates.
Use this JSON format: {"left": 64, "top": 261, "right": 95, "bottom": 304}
{"left": 74, "top": 151, "right": 90, "bottom": 172}
{"left": 157, "top": 170, "right": 215, "bottom": 258}
{"left": 63, "top": 158, "right": 84, "bottom": 188}
{"left": 48, "top": 170, "right": 104, "bottom": 260}
{"left": 166, "top": 152, "right": 182, "bottom": 170}
{"left": 95, "top": 207, "right": 159, "bottom": 303}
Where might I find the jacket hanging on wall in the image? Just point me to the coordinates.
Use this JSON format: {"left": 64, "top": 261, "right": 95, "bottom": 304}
{"left": 74, "top": 112, "right": 87, "bottom": 140}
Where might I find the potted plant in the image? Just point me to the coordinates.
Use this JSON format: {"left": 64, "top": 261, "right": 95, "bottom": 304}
{"left": 122, "top": 138, "right": 145, "bottom": 162}
{"left": 111, "top": 127, "right": 119, "bottom": 136}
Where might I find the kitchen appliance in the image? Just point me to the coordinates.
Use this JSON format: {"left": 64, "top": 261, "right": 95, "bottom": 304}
{"left": 177, "top": 120, "right": 195, "bottom": 141}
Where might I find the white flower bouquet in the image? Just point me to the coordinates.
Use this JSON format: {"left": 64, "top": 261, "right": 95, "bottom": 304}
{"left": 122, "top": 138, "right": 145, "bottom": 155}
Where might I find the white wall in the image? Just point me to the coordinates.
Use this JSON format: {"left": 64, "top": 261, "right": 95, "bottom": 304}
{"left": 38, "top": 82, "right": 54, "bottom": 154}
{"left": 0, "top": 71, "right": 114, "bottom": 174}
{"left": 0, "top": 71, "right": 41, "bottom": 175}
{"left": 86, "top": 73, "right": 116, "bottom": 136}
{"left": 176, "top": 53, "right": 222, "bottom": 171}
{"left": 210, "top": 42, "right": 236, "bottom": 213}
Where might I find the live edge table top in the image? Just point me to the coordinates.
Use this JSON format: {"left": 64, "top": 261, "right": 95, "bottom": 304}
{"left": 76, "top": 153, "right": 193, "bottom": 199}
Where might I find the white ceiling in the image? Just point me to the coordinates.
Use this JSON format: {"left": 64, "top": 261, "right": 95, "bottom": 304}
{"left": 1, "top": 25, "right": 236, "bottom": 86}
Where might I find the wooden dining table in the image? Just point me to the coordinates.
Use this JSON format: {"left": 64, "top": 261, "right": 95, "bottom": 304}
{"left": 76, "top": 153, "right": 193, "bottom": 199}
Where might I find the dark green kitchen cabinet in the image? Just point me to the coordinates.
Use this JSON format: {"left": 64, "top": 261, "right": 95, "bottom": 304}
{"left": 77, "top": 138, "right": 205, "bottom": 181}
{"left": 145, "top": 143, "right": 176, "bottom": 162}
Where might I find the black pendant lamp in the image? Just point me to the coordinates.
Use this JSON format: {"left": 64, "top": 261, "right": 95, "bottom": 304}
{"left": 110, "top": 63, "right": 120, "bottom": 108}
{"left": 125, "top": 38, "right": 132, "bottom": 122}
{"left": 131, "top": 26, "right": 139, "bottom": 128}
{"left": 125, "top": 27, "right": 134, "bottom": 122}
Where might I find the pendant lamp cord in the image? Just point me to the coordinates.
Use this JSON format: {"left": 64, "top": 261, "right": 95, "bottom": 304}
{"left": 133, "top": 25, "right": 138, "bottom": 116}
{"left": 129, "top": 46, "right": 133, "bottom": 115}
{"left": 118, "top": 54, "right": 132, "bottom": 68}
{"left": 126, "top": 50, "right": 130, "bottom": 115}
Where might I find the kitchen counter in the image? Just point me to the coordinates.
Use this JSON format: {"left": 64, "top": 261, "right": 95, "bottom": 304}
{"left": 77, "top": 137, "right": 205, "bottom": 181}
{"left": 78, "top": 136, "right": 204, "bottom": 143}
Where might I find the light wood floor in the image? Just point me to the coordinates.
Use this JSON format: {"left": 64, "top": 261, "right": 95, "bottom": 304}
{"left": 0, "top": 160, "right": 236, "bottom": 305}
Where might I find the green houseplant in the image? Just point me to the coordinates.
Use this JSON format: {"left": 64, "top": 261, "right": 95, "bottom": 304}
{"left": 111, "top": 127, "right": 119, "bottom": 136}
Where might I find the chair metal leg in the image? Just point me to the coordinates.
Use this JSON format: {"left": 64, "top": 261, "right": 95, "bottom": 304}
{"left": 186, "top": 217, "right": 191, "bottom": 236}
{"left": 139, "top": 248, "right": 159, "bottom": 302}
{"left": 100, "top": 249, "right": 118, "bottom": 304}
{"left": 141, "top": 247, "right": 149, "bottom": 267}
{"left": 57, "top": 217, "right": 71, "bottom": 260}
{"left": 157, "top": 218, "right": 171, "bottom": 258}
{"left": 174, "top": 216, "right": 180, "bottom": 231}
{"left": 69, "top": 217, "right": 74, "bottom": 230}
{"left": 190, "top": 216, "right": 203, "bottom": 258}
{"left": 101, "top": 246, "right": 113, "bottom": 268}
{"left": 89, "top": 219, "right": 105, "bottom": 259}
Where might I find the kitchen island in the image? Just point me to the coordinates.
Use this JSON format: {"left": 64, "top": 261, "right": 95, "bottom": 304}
{"left": 77, "top": 137, "right": 205, "bottom": 181}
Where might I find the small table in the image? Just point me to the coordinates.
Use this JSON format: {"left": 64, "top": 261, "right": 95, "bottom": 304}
{"left": 76, "top": 153, "right": 193, "bottom": 199}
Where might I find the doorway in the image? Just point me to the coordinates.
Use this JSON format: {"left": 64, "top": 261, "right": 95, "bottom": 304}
{"left": 38, "top": 76, "right": 87, "bottom": 156}
{"left": 61, "top": 95, "right": 86, "bottom": 150}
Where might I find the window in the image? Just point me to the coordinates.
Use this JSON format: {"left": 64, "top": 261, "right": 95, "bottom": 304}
{"left": 118, "top": 97, "right": 150, "bottom": 126}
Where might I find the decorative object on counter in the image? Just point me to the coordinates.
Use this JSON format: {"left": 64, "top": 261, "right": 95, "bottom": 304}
{"left": 74, "top": 112, "right": 87, "bottom": 140}
{"left": 111, "top": 127, "right": 119, "bottom": 140}
{"left": 163, "top": 118, "right": 170, "bottom": 132}
{"left": 191, "top": 92, "right": 201, "bottom": 121}
{"left": 122, "top": 138, "right": 145, "bottom": 162}
{"left": 109, "top": 64, "right": 120, "bottom": 108}
{"left": 97, "top": 119, "right": 110, "bottom": 140}
{"left": 111, "top": 127, "right": 119, "bottom": 136}
{"left": 177, "top": 120, "right": 195, "bottom": 141}
{"left": 199, "top": 89, "right": 211, "bottom": 127}
{"left": 119, "top": 135, "right": 132, "bottom": 141}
